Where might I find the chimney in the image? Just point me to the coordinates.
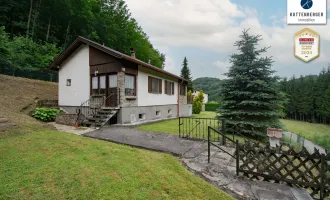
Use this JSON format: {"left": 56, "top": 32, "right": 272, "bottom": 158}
{"left": 130, "top": 48, "right": 135, "bottom": 58}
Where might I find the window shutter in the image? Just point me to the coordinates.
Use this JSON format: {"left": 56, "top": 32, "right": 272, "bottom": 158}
{"left": 172, "top": 82, "right": 174, "bottom": 95}
{"left": 148, "top": 76, "right": 152, "bottom": 93}
{"left": 159, "top": 79, "right": 162, "bottom": 94}
{"left": 165, "top": 80, "right": 168, "bottom": 95}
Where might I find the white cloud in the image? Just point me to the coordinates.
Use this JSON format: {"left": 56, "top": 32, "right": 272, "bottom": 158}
{"left": 212, "top": 60, "right": 230, "bottom": 72}
{"left": 125, "top": 0, "right": 330, "bottom": 77}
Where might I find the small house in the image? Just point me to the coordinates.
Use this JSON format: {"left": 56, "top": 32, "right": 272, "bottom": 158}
{"left": 49, "top": 37, "right": 192, "bottom": 127}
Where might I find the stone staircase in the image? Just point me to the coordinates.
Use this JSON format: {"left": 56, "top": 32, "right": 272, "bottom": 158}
{"left": 82, "top": 108, "right": 118, "bottom": 128}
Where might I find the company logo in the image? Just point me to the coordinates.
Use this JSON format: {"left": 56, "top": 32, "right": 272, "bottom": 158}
{"left": 287, "top": 0, "right": 326, "bottom": 25}
{"left": 301, "top": 0, "right": 313, "bottom": 9}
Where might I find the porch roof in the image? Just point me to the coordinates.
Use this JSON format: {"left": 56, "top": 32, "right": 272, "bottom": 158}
{"left": 48, "top": 36, "right": 186, "bottom": 82}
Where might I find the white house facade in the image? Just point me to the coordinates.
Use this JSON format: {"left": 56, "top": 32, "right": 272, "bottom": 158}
{"left": 50, "top": 37, "right": 192, "bottom": 126}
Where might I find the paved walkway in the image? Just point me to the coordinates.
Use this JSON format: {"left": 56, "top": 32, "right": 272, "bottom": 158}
{"left": 83, "top": 127, "right": 313, "bottom": 200}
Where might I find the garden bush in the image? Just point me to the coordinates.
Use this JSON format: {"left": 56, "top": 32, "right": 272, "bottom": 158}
{"left": 33, "top": 108, "right": 60, "bottom": 122}
{"left": 205, "top": 102, "right": 219, "bottom": 111}
{"left": 193, "top": 101, "right": 202, "bottom": 114}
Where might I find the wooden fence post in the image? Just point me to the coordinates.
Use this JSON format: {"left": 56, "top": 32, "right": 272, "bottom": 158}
{"left": 320, "top": 154, "right": 325, "bottom": 200}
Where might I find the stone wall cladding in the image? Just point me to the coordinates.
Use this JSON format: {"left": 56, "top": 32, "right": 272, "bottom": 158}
{"left": 118, "top": 71, "right": 138, "bottom": 107}
{"left": 179, "top": 95, "right": 187, "bottom": 105}
{"left": 56, "top": 114, "right": 83, "bottom": 126}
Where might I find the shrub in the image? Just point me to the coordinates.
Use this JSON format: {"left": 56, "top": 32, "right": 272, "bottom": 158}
{"left": 205, "top": 103, "right": 219, "bottom": 111}
{"left": 33, "top": 108, "right": 60, "bottom": 122}
{"left": 193, "top": 101, "right": 202, "bottom": 114}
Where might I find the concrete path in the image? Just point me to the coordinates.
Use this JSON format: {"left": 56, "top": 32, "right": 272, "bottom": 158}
{"left": 83, "top": 127, "right": 206, "bottom": 156}
{"left": 83, "top": 127, "right": 313, "bottom": 200}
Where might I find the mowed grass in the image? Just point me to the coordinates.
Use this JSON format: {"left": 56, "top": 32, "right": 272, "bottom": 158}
{"left": 280, "top": 119, "right": 330, "bottom": 149}
{"left": 0, "top": 125, "right": 234, "bottom": 200}
{"left": 138, "top": 112, "right": 330, "bottom": 146}
{"left": 137, "top": 112, "right": 247, "bottom": 143}
{"left": 0, "top": 76, "right": 233, "bottom": 199}
{"left": 137, "top": 111, "right": 217, "bottom": 135}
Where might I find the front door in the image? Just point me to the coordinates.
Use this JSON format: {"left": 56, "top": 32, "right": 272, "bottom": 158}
{"left": 91, "top": 74, "right": 118, "bottom": 107}
{"left": 107, "top": 74, "right": 118, "bottom": 107}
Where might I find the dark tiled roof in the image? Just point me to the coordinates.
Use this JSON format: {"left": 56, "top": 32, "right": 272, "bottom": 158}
{"left": 49, "top": 36, "right": 185, "bottom": 81}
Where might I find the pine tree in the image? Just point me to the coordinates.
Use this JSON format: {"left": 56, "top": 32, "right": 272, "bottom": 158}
{"left": 180, "top": 57, "right": 193, "bottom": 92}
{"left": 219, "top": 30, "right": 284, "bottom": 138}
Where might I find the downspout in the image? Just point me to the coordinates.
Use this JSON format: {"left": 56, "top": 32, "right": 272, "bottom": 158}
{"left": 178, "top": 79, "right": 184, "bottom": 117}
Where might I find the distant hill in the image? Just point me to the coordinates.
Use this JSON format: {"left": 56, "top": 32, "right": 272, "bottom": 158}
{"left": 193, "top": 77, "right": 223, "bottom": 101}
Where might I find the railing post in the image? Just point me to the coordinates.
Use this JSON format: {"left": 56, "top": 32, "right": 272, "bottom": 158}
{"left": 221, "top": 119, "right": 226, "bottom": 145}
{"left": 208, "top": 126, "right": 211, "bottom": 163}
{"left": 320, "top": 154, "right": 325, "bottom": 200}
{"left": 179, "top": 117, "right": 181, "bottom": 138}
{"left": 236, "top": 140, "right": 239, "bottom": 177}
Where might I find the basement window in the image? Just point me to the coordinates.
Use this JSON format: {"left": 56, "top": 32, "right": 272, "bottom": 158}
{"left": 168, "top": 109, "right": 172, "bottom": 115}
{"left": 139, "top": 113, "right": 145, "bottom": 120}
{"left": 66, "top": 79, "right": 71, "bottom": 86}
{"left": 156, "top": 111, "right": 161, "bottom": 117}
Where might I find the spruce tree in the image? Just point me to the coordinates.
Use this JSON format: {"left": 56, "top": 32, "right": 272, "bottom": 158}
{"left": 219, "top": 30, "right": 284, "bottom": 138}
{"left": 180, "top": 57, "right": 193, "bottom": 92}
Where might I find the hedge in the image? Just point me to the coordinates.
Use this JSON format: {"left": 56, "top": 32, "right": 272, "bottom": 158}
{"left": 205, "top": 103, "right": 219, "bottom": 111}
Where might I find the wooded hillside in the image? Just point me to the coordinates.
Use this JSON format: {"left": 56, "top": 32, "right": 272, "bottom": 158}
{"left": 193, "top": 77, "right": 223, "bottom": 101}
{"left": 280, "top": 66, "right": 330, "bottom": 125}
{"left": 1, "top": 0, "right": 165, "bottom": 72}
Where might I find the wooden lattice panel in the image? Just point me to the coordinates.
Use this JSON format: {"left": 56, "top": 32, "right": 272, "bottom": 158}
{"left": 238, "top": 142, "right": 329, "bottom": 200}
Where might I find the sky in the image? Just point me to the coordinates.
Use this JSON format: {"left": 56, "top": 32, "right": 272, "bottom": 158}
{"left": 125, "top": 0, "right": 330, "bottom": 79}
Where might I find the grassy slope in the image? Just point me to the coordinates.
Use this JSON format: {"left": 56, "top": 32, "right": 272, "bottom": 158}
{"left": 281, "top": 119, "right": 330, "bottom": 148}
{"left": 0, "top": 75, "right": 233, "bottom": 199}
{"left": 0, "top": 75, "right": 58, "bottom": 128}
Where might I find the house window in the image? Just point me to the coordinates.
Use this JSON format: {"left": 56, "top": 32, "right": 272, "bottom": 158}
{"left": 180, "top": 84, "right": 186, "bottom": 96}
{"left": 148, "top": 76, "right": 162, "bottom": 94}
{"left": 168, "top": 109, "right": 172, "bottom": 114}
{"left": 125, "top": 74, "right": 136, "bottom": 96}
{"left": 156, "top": 111, "right": 161, "bottom": 117}
{"left": 165, "top": 80, "right": 174, "bottom": 95}
{"left": 66, "top": 79, "right": 71, "bottom": 86}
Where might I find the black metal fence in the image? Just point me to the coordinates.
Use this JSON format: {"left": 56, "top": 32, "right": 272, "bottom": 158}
{"left": 0, "top": 67, "right": 58, "bottom": 82}
{"left": 179, "top": 117, "right": 221, "bottom": 141}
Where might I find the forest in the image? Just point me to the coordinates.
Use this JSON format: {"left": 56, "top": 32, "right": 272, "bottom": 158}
{"left": 193, "top": 77, "right": 223, "bottom": 101}
{"left": 279, "top": 66, "right": 330, "bottom": 125}
{"left": 0, "top": 0, "right": 165, "bottom": 73}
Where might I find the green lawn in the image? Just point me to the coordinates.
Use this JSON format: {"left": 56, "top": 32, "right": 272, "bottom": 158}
{"left": 280, "top": 119, "right": 330, "bottom": 149}
{"left": 137, "top": 111, "right": 217, "bottom": 135}
{"left": 138, "top": 112, "right": 330, "bottom": 147}
{"left": 137, "top": 112, "right": 247, "bottom": 143}
{"left": 0, "top": 125, "right": 234, "bottom": 200}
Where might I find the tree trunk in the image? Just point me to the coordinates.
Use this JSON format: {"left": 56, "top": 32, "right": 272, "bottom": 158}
{"left": 64, "top": 21, "right": 71, "bottom": 46}
{"left": 46, "top": 15, "right": 52, "bottom": 41}
{"left": 31, "top": 0, "right": 42, "bottom": 39}
{"left": 26, "top": 0, "right": 34, "bottom": 37}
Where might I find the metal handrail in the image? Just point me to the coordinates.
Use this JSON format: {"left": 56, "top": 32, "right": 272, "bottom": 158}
{"left": 208, "top": 126, "right": 238, "bottom": 163}
{"left": 75, "top": 89, "right": 118, "bottom": 127}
